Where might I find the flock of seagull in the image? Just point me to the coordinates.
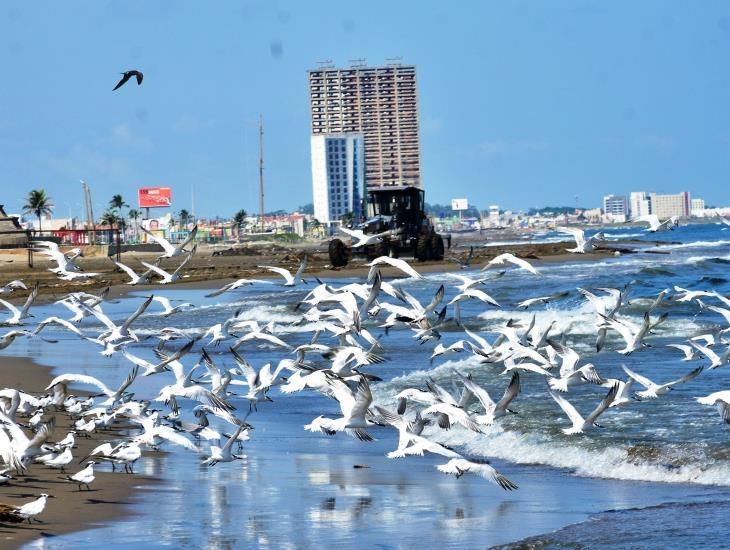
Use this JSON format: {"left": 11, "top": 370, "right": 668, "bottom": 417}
{"left": 1, "top": 226, "right": 730, "bottom": 525}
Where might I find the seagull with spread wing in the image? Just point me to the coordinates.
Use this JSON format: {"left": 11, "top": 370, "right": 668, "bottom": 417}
{"left": 141, "top": 225, "right": 197, "bottom": 258}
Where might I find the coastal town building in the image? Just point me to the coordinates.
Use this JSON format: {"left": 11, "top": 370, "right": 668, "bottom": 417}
{"left": 310, "top": 133, "right": 364, "bottom": 225}
{"left": 648, "top": 191, "right": 691, "bottom": 219}
{"left": 691, "top": 198, "right": 706, "bottom": 216}
{"left": 307, "top": 63, "right": 421, "bottom": 195}
{"left": 629, "top": 191, "right": 650, "bottom": 219}
{"left": 602, "top": 195, "right": 628, "bottom": 219}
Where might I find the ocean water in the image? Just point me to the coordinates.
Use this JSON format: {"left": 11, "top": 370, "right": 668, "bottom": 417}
{"left": 6, "top": 221, "right": 730, "bottom": 549}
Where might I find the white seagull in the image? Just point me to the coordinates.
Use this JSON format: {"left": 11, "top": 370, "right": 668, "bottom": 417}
{"left": 205, "top": 278, "right": 269, "bottom": 298}
{"left": 45, "top": 368, "right": 139, "bottom": 407}
{"left": 66, "top": 461, "right": 95, "bottom": 491}
{"left": 482, "top": 253, "right": 540, "bottom": 275}
{"left": 141, "top": 251, "right": 195, "bottom": 284}
{"left": 0, "top": 282, "right": 38, "bottom": 326}
{"left": 151, "top": 296, "right": 193, "bottom": 317}
{"left": 365, "top": 256, "right": 423, "bottom": 279}
{"left": 259, "top": 255, "right": 308, "bottom": 286}
{"left": 0, "top": 280, "right": 26, "bottom": 295}
{"left": 305, "top": 377, "right": 375, "bottom": 441}
{"left": 549, "top": 383, "right": 619, "bottom": 435}
{"left": 338, "top": 226, "right": 391, "bottom": 248}
{"left": 633, "top": 214, "right": 677, "bottom": 232}
{"left": 141, "top": 225, "right": 198, "bottom": 258}
{"left": 622, "top": 364, "right": 703, "bottom": 400}
{"left": 557, "top": 227, "right": 605, "bottom": 254}
{"left": 114, "top": 260, "right": 155, "bottom": 285}
{"left": 436, "top": 458, "right": 518, "bottom": 490}
{"left": 696, "top": 391, "right": 730, "bottom": 423}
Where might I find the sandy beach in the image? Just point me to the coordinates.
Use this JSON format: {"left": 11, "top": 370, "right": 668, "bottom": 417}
{"left": 0, "top": 355, "right": 157, "bottom": 549}
{"left": 0, "top": 235, "right": 646, "bottom": 303}
{"left": 3, "top": 225, "right": 725, "bottom": 548}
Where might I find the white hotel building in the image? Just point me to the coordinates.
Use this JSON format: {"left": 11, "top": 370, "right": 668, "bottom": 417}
{"left": 310, "top": 133, "right": 364, "bottom": 225}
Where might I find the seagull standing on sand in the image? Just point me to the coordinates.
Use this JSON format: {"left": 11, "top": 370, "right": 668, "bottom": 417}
{"left": 43, "top": 447, "right": 73, "bottom": 472}
{"left": 66, "top": 461, "right": 95, "bottom": 491}
{"left": 2, "top": 494, "right": 51, "bottom": 524}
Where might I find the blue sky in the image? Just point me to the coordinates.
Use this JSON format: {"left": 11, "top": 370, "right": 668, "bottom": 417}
{"left": 2, "top": 1, "right": 729, "bottom": 219}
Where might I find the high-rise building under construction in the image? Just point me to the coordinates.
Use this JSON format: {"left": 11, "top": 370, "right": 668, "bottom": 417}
{"left": 308, "top": 62, "right": 421, "bottom": 223}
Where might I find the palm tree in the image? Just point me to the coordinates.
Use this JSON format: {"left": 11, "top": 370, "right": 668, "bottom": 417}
{"left": 179, "top": 209, "right": 190, "bottom": 230}
{"left": 233, "top": 209, "right": 247, "bottom": 239}
{"left": 109, "top": 195, "right": 128, "bottom": 241}
{"left": 109, "top": 194, "right": 127, "bottom": 211}
{"left": 23, "top": 189, "right": 54, "bottom": 234}
{"left": 128, "top": 208, "right": 141, "bottom": 242}
{"left": 100, "top": 210, "right": 122, "bottom": 243}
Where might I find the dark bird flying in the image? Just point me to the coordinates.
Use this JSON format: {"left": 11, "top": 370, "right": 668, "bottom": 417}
{"left": 113, "top": 70, "right": 144, "bottom": 91}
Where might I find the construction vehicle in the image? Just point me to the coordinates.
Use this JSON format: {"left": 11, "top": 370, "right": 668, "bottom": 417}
{"left": 328, "top": 185, "right": 446, "bottom": 267}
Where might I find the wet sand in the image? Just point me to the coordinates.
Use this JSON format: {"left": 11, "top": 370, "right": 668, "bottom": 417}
{"left": 0, "top": 237, "right": 632, "bottom": 303}
{"left": 0, "top": 355, "right": 157, "bottom": 549}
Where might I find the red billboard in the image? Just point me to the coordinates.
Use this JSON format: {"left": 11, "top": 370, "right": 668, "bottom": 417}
{"left": 138, "top": 187, "right": 172, "bottom": 208}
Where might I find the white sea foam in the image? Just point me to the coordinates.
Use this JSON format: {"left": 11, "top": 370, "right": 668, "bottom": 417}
{"left": 653, "top": 240, "right": 730, "bottom": 250}
{"left": 438, "top": 426, "right": 730, "bottom": 486}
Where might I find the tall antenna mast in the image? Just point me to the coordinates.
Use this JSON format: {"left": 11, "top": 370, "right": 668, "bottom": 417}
{"left": 80, "top": 180, "right": 96, "bottom": 244}
{"left": 259, "top": 114, "right": 265, "bottom": 232}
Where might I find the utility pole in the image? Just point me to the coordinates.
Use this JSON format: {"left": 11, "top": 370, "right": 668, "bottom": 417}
{"left": 259, "top": 114, "right": 265, "bottom": 232}
{"left": 191, "top": 183, "right": 195, "bottom": 228}
{"left": 80, "top": 180, "right": 96, "bottom": 244}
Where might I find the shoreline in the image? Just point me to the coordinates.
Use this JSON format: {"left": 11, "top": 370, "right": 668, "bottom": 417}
{"left": 0, "top": 354, "right": 158, "bottom": 549}
{"left": 0, "top": 238, "right": 639, "bottom": 304}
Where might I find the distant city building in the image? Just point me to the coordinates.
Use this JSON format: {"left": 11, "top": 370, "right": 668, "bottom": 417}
{"left": 629, "top": 191, "right": 651, "bottom": 219}
{"left": 691, "top": 198, "right": 705, "bottom": 216}
{"left": 648, "top": 191, "right": 691, "bottom": 219}
{"left": 308, "top": 63, "right": 421, "bottom": 192}
{"left": 602, "top": 194, "right": 628, "bottom": 216}
{"left": 583, "top": 208, "right": 603, "bottom": 223}
{"left": 310, "top": 133, "right": 364, "bottom": 224}
{"left": 488, "top": 205, "right": 500, "bottom": 227}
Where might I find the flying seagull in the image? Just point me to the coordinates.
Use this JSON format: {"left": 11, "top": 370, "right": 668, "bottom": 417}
{"left": 113, "top": 70, "right": 143, "bottom": 91}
